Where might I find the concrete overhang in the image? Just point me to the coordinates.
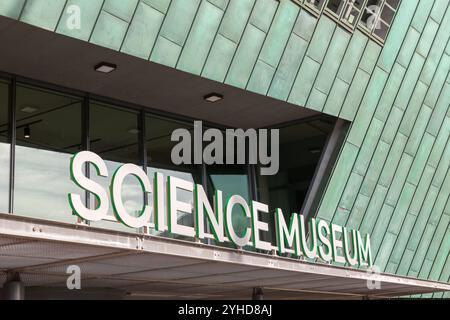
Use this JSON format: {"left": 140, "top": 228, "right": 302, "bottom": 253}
{"left": 0, "top": 16, "right": 319, "bottom": 129}
{"left": 0, "top": 214, "right": 449, "bottom": 300}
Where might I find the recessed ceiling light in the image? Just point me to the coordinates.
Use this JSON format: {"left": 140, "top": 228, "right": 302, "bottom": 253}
{"left": 21, "top": 106, "right": 38, "bottom": 113}
{"left": 24, "top": 125, "right": 31, "bottom": 139}
{"left": 94, "top": 62, "right": 117, "bottom": 74}
{"left": 204, "top": 93, "right": 223, "bottom": 103}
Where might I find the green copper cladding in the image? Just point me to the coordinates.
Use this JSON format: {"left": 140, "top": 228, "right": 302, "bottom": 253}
{"left": 1, "top": 0, "right": 449, "bottom": 296}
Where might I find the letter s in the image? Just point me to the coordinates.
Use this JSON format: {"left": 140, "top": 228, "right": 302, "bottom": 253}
{"left": 68, "top": 151, "right": 109, "bottom": 222}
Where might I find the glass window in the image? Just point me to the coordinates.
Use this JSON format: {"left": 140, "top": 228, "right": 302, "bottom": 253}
{"left": 89, "top": 102, "right": 142, "bottom": 233}
{"left": 0, "top": 80, "right": 9, "bottom": 213}
{"left": 374, "top": 20, "right": 389, "bottom": 40}
{"left": 304, "top": 0, "right": 327, "bottom": 12}
{"left": 361, "top": 0, "right": 382, "bottom": 30}
{"left": 207, "top": 164, "right": 252, "bottom": 249}
{"left": 14, "top": 84, "right": 82, "bottom": 223}
{"left": 292, "top": 0, "right": 400, "bottom": 43}
{"left": 380, "top": 3, "right": 395, "bottom": 25}
{"left": 359, "top": 0, "right": 397, "bottom": 41}
{"left": 257, "top": 117, "right": 336, "bottom": 246}
{"left": 342, "top": 0, "right": 364, "bottom": 27}
{"left": 385, "top": 0, "right": 400, "bottom": 9}
{"left": 327, "top": 0, "right": 346, "bottom": 16}
{"left": 145, "top": 115, "right": 201, "bottom": 238}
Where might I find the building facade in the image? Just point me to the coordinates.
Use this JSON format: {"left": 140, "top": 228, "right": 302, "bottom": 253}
{"left": 0, "top": 0, "right": 449, "bottom": 299}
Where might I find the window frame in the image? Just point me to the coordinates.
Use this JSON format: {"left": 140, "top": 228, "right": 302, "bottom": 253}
{"left": 291, "top": 0, "right": 400, "bottom": 44}
{"left": 0, "top": 72, "right": 346, "bottom": 244}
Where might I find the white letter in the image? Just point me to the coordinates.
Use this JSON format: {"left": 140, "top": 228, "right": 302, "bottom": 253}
{"left": 68, "top": 151, "right": 108, "bottom": 222}
{"left": 225, "top": 195, "right": 251, "bottom": 247}
{"left": 299, "top": 215, "right": 317, "bottom": 259}
{"left": 343, "top": 227, "right": 358, "bottom": 266}
{"left": 330, "top": 223, "right": 346, "bottom": 264}
{"left": 111, "top": 164, "right": 152, "bottom": 228}
{"left": 317, "top": 220, "right": 332, "bottom": 262}
{"left": 153, "top": 172, "right": 165, "bottom": 232}
{"left": 167, "top": 176, "right": 195, "bottom": 237}
{"left": 251, "top": 201, "right": 272, "bottom": 251}
{"left": 358, "top": 231, "right": 373, "bottom": 267}
{"left": 275, "top": 209, "right": 300, "bottom": 256}
{"left": 195, "top": 184, "right": 224, "bottom": 242}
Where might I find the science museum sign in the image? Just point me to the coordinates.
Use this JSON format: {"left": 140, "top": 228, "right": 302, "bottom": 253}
{"left": 68, "top": 151, "right": 373, "bottom": 267}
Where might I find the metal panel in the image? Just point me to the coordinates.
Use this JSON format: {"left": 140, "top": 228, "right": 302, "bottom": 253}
{"left": 0, "top": 214, "right": 448, "bottom": 299}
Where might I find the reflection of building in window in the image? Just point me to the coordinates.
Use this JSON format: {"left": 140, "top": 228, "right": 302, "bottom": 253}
{"left": 256, "top": 116, "right": 347, "bottom": 246}
{"left": 292, "top": 0, "right": 401, "bottom": 43}
{"left": 361, "top": 0, "right": 400, "bottom": 40}
{"left": 341, "top": 0, "right": 365, "bottom": 27}
{"left": 303, "top": 0, "right": 327, "bottom": 12}
{"left": 359, "top": 0, "right": 400, "bottom": 41}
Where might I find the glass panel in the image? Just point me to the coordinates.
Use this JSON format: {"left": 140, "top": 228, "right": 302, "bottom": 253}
{"left": 207, "top": 164, "right": 251, "bottom": 249}
{"left": 327, "top": 0, "right": 346, "bottom": 16}
{"left": 360, "top": 0, "right": 382, "bottom": 30}
{"left": 380, "top": 3, "right": 395, "bottom": 25}
{"left": 14, "top": 84, "right": 82, "bottom": 223}
{"left": 145, "top": 115, "right": 201, "bottom": 239}
{"left": 352, "top": 0, "right": 365, "bottom": 10}
{"left": 374, "top": 20, "right": 389, "bottom": 40}
{"left": 304, "top": 0, "right": 327, "bottom": 11}
{"left": 0, "top": 80, "right": 9, "bottom": 213}
{"left": 89, "top": 102, "right": 142, "bottom": 233}
{"left": 385, "top": 0, "right": 400, "bottom": 9}
{"left": 342, "top": 3, "right": 361, "bottom": 26}
{"left": 257, "top": 117, "right": 335, "bottom": 246}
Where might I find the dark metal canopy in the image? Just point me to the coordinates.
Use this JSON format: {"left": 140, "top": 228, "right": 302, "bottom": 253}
{"left": 0, "top": 16, "right": 318, "bottom": 129}
{"left": 0, "top": 214, "right": 448, "bottom": 300}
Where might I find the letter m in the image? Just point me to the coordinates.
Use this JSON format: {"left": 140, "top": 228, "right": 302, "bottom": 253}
{"left": 275, "top": 209, "right": 300, "bottom": 256}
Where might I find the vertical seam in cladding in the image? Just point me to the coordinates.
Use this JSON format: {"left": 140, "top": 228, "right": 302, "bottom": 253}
{"left": 389, "top": 29, "right": 450, "bottom": 275}
{"left": 242, "top": 1, "right": 280, "bottom": 90}
{"left": 17, "top": 0, "right": 28, "bottom": 21}
{"left": 298, "top": 21, "right": 362, "bottom": 221}
{"left": 198, "top": 0, "right": 231, "bottom": 76}
{"left": 440, "top": 252, "right": 450, "bottom": 282}
{"left": 303, "top": 25, "right": 340, "bottom": 110}
{"left": 367, "top": 33, "right": 445, "bottom": 260}
{"left": 263, "top": 6, "right": 302, "bottom": 96}
{"left": 371, "top": 15, "right": 450, "bottom": 270}
{"left": 324, "top": 63, "right": 387, "bottom": 225}
{"left": 174, "top": 0, "right": 203, "bottom": 69}
{"left": 378, "top": 0, "right": 422, "bottom": 74}
{"left": 321, "top": 33, "right": 369, "bottom": 115}
{"left": 147, "top": 0, "right": 173, "bottom": 60}
{"left": 400, "top": 94, "right": 450, "bottom": 276}
{"left": 332, "top": 43, "right": 370, "bottom": 118}
{"left": 284, "top": 14, "right": 323, "bottom": 103}
{"left": 54, "top": 0, "right": 69, "bottom": 32}
{"left": 87, "top": 0, "right": 107, "bottom": 43}
{"left": 328, "top": 0, "right": 430, "bottom": 227}
{"left": 427, "top": 236, "right": 450, "bottom": 281}
{"left": 321, "top": 0, "right": 428, "bottom": 247}
{"left": 221, "top": 0, "right": 258, "bottom": 83}
{"left": 118, "top": 0, "right": 141, "bottom": 52}
{"left": 416, "top": 178, "right": 450, "bottom": 278}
